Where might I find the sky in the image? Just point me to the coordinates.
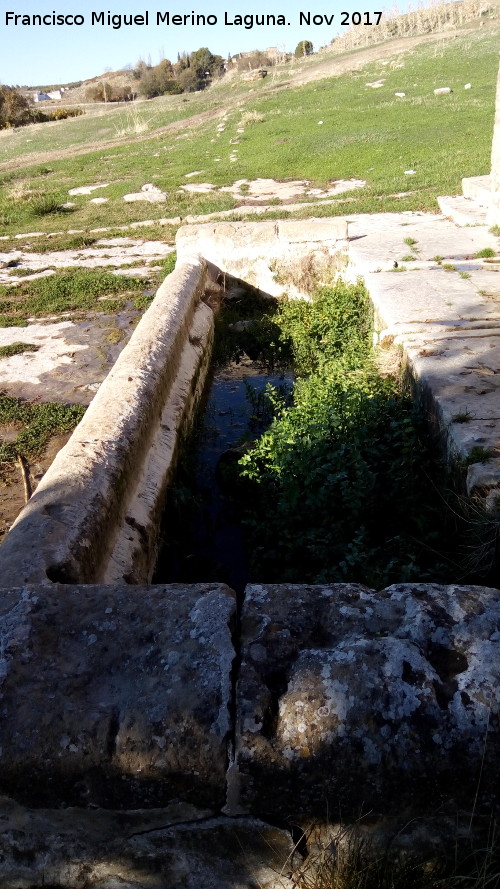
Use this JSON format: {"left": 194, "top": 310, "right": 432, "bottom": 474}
{"left": 0, "top": 0, "right": 388, "bottom": 85}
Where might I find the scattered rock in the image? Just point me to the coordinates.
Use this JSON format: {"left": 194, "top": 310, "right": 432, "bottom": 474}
{"left": 124, "top": 184, "right": 167, "bottom": 203}
{"left": 90, "top": 196, "right": 109, "bottom": 204}
{"left": 180, "top": 182, "right": 217, "bottom": 193}
{"left": 434, "top": 87, "right": 452, "bottom": 95}
{"left": 219, "top": 177, "right": 365, "bottom": 202}
{"left": 68, "top": 183, "right": 110, "bottom": 196}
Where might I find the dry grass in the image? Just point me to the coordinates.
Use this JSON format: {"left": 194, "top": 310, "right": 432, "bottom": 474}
{"left": 287, "top": 819, "right": 500, "bottom": 889}
{"left": 113, "top": 105, "right": 153, "bottom": 137}
{"left": 6, "top": 180, "right": 37, "bottom": 202}
{"left": 240, "top": 110, "right": 266, "bottom": 126}
{"left": 328, "top": 0, "right": 500, "bottom": 56}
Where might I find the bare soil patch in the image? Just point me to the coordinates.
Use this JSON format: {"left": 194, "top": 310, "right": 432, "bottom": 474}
{"left": 0, "top": 431, "right": 71, "bottom": 541}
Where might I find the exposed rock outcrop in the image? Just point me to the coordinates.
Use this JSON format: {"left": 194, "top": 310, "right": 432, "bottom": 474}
{"left": 234, "top": 582, "right": 500, "bottom": 818}
{"left": 0, "top": 583, "right": 236, "bottom": 809}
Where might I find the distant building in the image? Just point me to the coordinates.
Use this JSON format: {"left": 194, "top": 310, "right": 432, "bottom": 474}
{"left": 33, "top": 89, "right": 62, "bottom": 102}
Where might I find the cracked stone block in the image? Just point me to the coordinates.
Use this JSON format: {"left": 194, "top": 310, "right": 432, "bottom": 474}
{"left": 235, "top": 583, "right": 500, "bottom": 819}
{"left": 0, "top": 583, "right": 236, "bottom": 809}
{"left": 0, "top": 797, "right": 297, "bottom": 889}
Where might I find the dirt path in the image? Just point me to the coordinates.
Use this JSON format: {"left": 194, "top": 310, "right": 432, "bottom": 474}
{"left": 0, "top": 105, "right": 231, "bottom": 173}
{"left": 289, "top": 26, "right": 478, "bottom": 85}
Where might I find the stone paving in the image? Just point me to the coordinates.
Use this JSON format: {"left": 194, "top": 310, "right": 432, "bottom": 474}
{"left": 347, "top": 206, "right": 500, "bottom": 503}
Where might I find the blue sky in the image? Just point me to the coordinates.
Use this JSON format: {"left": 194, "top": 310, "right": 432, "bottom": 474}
{"left": 0, "top": 0, "right": 387, "bottom": 85}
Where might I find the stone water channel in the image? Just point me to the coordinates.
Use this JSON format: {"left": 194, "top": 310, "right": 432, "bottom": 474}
{"left": 153, "top": 356, "right": 293, "bottom": 593}
{"left": 1, "top": 77, "right": 500, "bottom": 878}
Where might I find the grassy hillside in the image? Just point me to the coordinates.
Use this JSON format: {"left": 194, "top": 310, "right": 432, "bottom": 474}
{"left": 0, "top": 23, "right": 499, "bottom": 238}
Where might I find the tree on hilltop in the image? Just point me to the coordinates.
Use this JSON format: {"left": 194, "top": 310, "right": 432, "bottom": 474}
{"left": 190, "top": 47, "right": 224, "bottom": 81}
{"left": 294, "top": 40, "right": 313, "bottom": 57}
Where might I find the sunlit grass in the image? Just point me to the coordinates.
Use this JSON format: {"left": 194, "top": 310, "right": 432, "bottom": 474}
{"left": 0, "top": 26, "right": 498, "bottom": 235}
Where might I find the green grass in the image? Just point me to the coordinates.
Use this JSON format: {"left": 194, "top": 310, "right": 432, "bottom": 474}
{"left": 8, "top": 266, "right": 53, "bottom": 277}
{"left": 0, "top": 342, "right": 39, "bottom": 358}
{"left": 474, "top": 247, "right": 496, "bottom": 258}
{"left": 0, "top": 26, "right": 498, "bottom": 235}
{"left": 0, "top": 267, "right": 153, "bottom": 324}
{"left": 0, "top": 396, "right": 86, "bottom": 464}
{"left": 0, "top": 223, "right": 177, "bottom": 254}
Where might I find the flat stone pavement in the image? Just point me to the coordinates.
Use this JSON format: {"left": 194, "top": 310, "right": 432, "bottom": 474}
{"left": 347, "top": 209, "right": 500, "bottom": 503}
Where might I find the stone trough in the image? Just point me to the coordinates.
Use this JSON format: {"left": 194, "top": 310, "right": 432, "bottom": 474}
{"left": 0, "top": 219, "right": 348, "bottom": 587}
{"left": 0, "top": 208, "right": 500, "bottom": 884}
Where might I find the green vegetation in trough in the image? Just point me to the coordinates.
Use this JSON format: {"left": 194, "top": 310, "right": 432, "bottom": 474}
{"left": 238, "top": 280, "right": 490, "bottom": 589}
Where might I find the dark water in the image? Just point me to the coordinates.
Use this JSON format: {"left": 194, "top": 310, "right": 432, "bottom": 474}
{"left": 153, "top": 358, "right": 292, "bottom": 593}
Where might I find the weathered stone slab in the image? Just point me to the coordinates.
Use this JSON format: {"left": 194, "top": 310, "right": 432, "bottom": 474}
{"left": 0, "top": 583, "right": 235, "bottom": 809}
{"left": 364, "top": 268, "right": 500, "bottom": 328}
{"left": 234, "top": 583, "right": 500, "bottom": 820}
{"left": 437, "top": 195, "right": 489, "bottom": 227}
{"left": 462, "top": 174, "right": 492, "bottom": 206}
{"left": 176, "top": 219, "right": 348, "bottom": 298}
{"left": 348, "top": 212, "right": 499, "bottom": 273}
{"left": 347, "top": 214, "right": 500, "bottom": 501}
{"left": 0, "top": 797, "right": 296, "bottom": 889}
{"left": 278, "top": 218, "right": 348, "bottom": 243}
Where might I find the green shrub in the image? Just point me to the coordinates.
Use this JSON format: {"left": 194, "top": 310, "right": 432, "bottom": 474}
{"left": 50, "top": 107, "right": 85, "bottom": 120}
{"left": 275, "top": 281, "right": 373, "bottom": 375}
{"left": 238, "top": 280, "right": 456, "bottom": 588}
{"left": 474, "top": 247, "right": 496, "bottom": 258}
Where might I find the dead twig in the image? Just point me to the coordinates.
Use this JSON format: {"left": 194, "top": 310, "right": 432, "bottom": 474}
{"left": 16, "top": 453, "right": 32, "bottom": 503}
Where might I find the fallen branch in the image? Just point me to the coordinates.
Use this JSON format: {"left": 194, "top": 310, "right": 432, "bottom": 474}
{"left": 16, "top": 454, "right": 32, "bottom": 504}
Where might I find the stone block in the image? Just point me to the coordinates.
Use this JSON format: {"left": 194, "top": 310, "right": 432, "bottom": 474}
{"left": 437, "top": 195, "right": 488, "bottom": 227}
{"left": 235, "top": 583, "right": 500, "bottom": 819}
{"left": 0, "top": 583, "right": 236, "bottom": 809}
{"left": 462, "top": 174, "right": 493, "bottom": 206}
{"left": 0, "top": 798, "right": 296, "bottom": 889}
{"left": 278, "top": 218, "right": 348, "bottom": 243}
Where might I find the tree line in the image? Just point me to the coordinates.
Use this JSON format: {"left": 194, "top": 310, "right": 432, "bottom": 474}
{"left": 132, "top": 47, "right": 225, "bottom": 98}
